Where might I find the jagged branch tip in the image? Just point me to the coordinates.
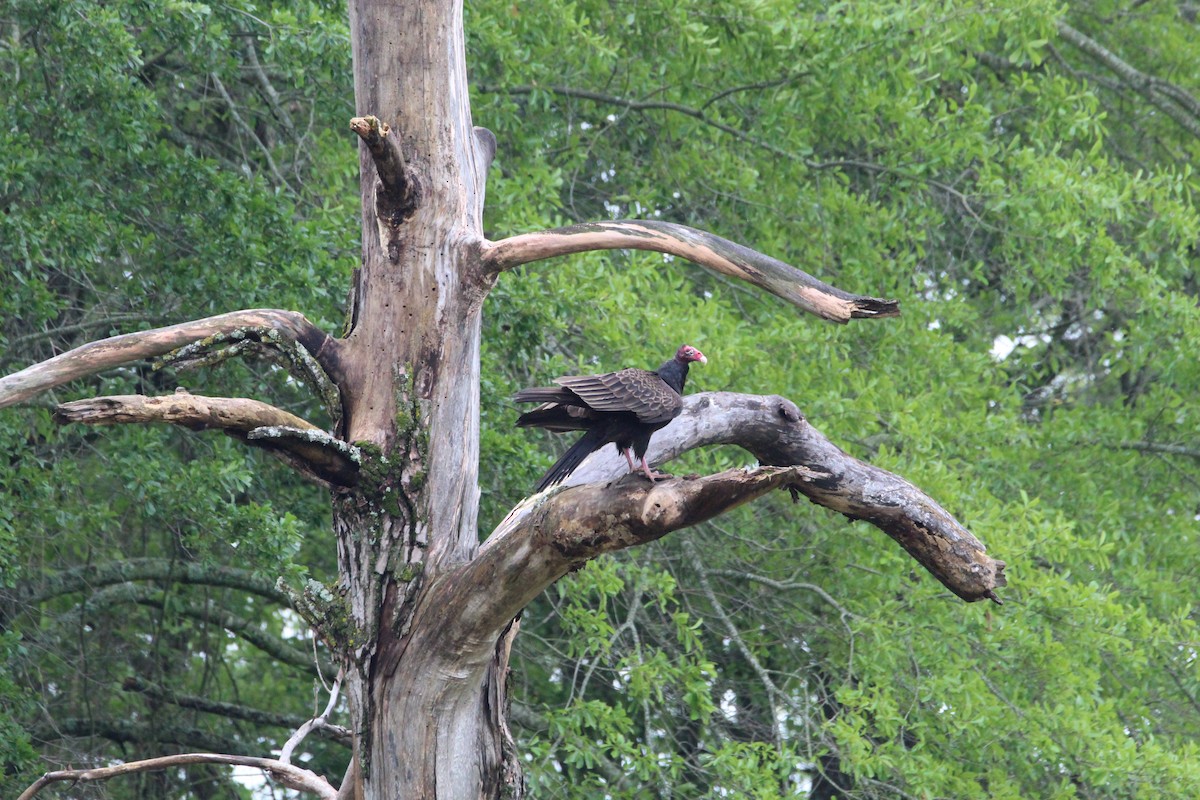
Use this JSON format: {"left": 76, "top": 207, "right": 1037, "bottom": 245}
{"left": 350, "top": 115, "right": 420, "bottom": 212}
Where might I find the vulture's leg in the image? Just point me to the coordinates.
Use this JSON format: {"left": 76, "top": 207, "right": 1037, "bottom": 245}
{"left": 637, "top": 456, "right": 671, "bottom": 482}
{"left": 622, "top": 448, "right": 637, "bottom": 473}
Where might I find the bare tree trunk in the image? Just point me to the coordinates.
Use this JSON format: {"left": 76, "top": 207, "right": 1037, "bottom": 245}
{"left": 335, "top": 0, "right": 513, "bottom": 796}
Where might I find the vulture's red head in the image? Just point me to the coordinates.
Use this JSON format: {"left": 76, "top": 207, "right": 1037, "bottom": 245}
{"left": 676, "top": 344, "right": 708, "bottom": 365}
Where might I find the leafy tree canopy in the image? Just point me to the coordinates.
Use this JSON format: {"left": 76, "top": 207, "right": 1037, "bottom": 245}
{"left": 2, "top": 0, "right": 1198, "bottom": 797}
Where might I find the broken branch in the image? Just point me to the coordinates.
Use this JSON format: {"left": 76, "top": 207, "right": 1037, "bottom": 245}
{"left": 481, "top": 220, "right": 898, "bottom": 323}
{"left": 350, "top": 115, "right": 417, "bottom": 204}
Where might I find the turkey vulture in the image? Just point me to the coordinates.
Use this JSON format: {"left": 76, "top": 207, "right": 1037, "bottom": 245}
{"left": 514, "top": 345, "right": 707, "bottom": 491}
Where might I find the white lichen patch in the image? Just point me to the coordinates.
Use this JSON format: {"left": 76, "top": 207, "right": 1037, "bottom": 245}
{"left": 248, "top": 426, "right": 364, "bottom": 464}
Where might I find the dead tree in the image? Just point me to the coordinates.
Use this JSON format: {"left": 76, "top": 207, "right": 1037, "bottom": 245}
{"left": 6, "top": 0, "right": 1005, "bottom": 797}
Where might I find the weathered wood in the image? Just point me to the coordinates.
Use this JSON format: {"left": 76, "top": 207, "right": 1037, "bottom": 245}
{"left": 349, "top": 115, "right": 415, "bottom": 207}
{"left": 54, "top": 392, "right": 318, "bottom": 432}
{"left": 483, "top": 220, "right": 900, "bottom": 323}
{"left": 447, "top": 466, "right": 825, "bottom": 644}
{"left": 565, "top": 392, "right": 1005, "bottom": 602}
{"left": 54, "top": 393, "right": 361, "bottom": 486}
{"left": 436, "top": 391, "right": 1002, "bottom": 668}
{"left": 338, "top": 0, "right": 507, "bottom": 797}
{"left": 0, "top": 309, "right": 340, "bottom": 410}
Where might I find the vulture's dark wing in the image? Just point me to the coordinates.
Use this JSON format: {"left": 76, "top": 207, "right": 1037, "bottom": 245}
{"left": 514, "top": 402, "right": 596, "bottom": 432}
{"left": 555, "top": 368, "right": 682, "bottom": 424}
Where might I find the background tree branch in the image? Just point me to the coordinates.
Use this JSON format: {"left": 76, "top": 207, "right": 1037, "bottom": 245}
{"left": 46, "top": 583, "right": 334, "bottom": 679}
{"left": 9, "top": 557, "right": 291, "bottom": 608}
{"left": 17, "top": 752, "right": 337, "bottom": 800}
{"left": 1055, "top": 20, "right": 1200, "bottom": 140}
{"left": 120, "top": 677, "right": 352, "bottom": 745}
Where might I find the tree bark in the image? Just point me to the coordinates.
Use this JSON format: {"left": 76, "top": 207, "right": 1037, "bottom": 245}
{"left": 335, "top": 1, "right": 507, "bottom": 796}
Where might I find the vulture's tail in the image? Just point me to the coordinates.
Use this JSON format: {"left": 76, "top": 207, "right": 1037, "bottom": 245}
{"left": 536, "top": 428, "right": 606, "bottom": 492}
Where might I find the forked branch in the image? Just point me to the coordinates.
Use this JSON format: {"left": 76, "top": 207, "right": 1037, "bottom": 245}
{"left": 481, "top": 220, "right": 899, "bottom": 324}
{"left": 163, "top": 326, "right": 342, "bottom": 422}
{"left": 456, "top": 391, "right": 1000, "bottom": 649}
{"left": 566, "top": 392, "right": 1005, "bottom": 603}
{"left": 440, "top": 464, "right": 823, "bottom": 647}
{"left": 17, "top": 753, "right": 337, "bottom": 800}
{"left": 279, "top": 669, "right": 345, "bottom": 765}
{"left": 0, "top": 310, "right": 342, "bottom": 410}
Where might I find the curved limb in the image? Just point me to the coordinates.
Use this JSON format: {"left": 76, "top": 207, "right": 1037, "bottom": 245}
{"left": 445, "top": 391, "right": 999, "bottom": 657}
{"left": 54, "top": 392, "right": 361, "bottom": 486}
{"left": 9, "top": 557, "right": 290, "bottom": 608}
{"left": 0, "top": 309, "right": 342, "bottom": 410}
{"left": 17, "top": 753, "right": 337, "bottom": 800}
{"left": 429, "top": 464, "right": 823, "bottom": 659}
{"left": 564, "top": 391, "right": 1005, "bottom": 603}
{"left": 481, "top": 220, "right": 899, "bottom": 324}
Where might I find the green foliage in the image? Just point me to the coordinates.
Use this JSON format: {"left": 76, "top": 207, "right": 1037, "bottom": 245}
{"left": 1, "top": 0, "right": 351, "bottom": 795}
{"left": 0, "top": 634, "right": 37, "bottom": 794}
{"left": 472, "top": 0, "right": 1200, "bottom": 796}
{"left": 3, "top": 0, "right": 1200, "bottom": 797}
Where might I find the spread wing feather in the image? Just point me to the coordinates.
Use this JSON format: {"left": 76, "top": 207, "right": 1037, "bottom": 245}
{"left": 556, "top": 369, "right": 681, "bottom": 424}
